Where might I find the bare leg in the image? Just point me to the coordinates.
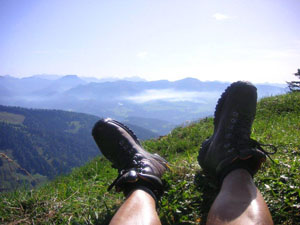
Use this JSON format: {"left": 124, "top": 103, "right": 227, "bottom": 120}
{"left": 207, "top": 169, "right": 273, "bottom": 225}
{"left": 110, "top": 189, "right": 161, "bottom": 225}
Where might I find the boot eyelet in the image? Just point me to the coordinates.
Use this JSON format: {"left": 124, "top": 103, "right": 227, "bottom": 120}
{"left": 225, "top": 133, "right": 232, "bottom": 139}
{"left": 232, "top": 111, "right": 239, "bottom": 117}
{"left": 224, "top": 143, "right": 230, "bottom": 149}
{"left": 228, "top": 148, "right": 234, "bottom": 153}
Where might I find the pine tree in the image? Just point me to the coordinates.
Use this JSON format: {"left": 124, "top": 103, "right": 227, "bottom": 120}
{"left": 287, "top": 69, "right": 300, "bottom": 92}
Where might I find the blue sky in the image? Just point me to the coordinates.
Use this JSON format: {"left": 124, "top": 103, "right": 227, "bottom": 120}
{"left": 0, "top": 0, "right": 299, "bottom": 83}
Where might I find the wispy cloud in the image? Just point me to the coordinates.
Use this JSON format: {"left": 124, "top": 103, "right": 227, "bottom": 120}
{"left": 212, "top": 13, "right": 230, "bottom": 20}
{"left": 137, "top": 51, "right": 148, "bottom": 59}
{"left": 124, "top": 89, "right": 220, "bottom": 103}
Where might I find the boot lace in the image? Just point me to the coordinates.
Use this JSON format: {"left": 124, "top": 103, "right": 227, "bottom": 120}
{"left": 249, "top": 139, "right": 278, "bottom": 163}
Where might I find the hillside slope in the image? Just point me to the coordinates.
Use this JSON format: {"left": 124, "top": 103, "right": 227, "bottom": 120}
{"left": 0, "top": 105, "right": 101, "bottom": 191}
{"left": 0, "top": 92, "right": 299, "bottom": 224}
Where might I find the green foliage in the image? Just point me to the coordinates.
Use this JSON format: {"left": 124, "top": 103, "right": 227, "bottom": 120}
{"left": 1, "top": 92, "right": 300, "bottom": 224}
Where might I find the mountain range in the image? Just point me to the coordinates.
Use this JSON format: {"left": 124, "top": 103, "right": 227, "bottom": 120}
{"left": 0, "top": 75, "right": 287, "bottom": 134}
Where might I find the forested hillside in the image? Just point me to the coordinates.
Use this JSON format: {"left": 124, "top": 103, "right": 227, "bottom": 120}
{"left": 0, "top": 105, "right": 101, "bottom": 191}
{"left": 0, "top": 105, "right": 157, "bottom": 192}
{"left": 0, "top": 92, "right": 299, "bottom": 224}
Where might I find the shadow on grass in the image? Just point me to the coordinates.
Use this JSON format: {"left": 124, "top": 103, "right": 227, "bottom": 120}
{"left": 194, "top": 171, "right": 219, "bottom": 225}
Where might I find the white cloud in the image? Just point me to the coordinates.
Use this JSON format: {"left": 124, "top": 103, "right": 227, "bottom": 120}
{"left": 212, "top": 13, "right": 230, "bottom": 20}
{"left": 137, "top": 51, "right": 148, "bottom": 59}
{"left": 124, "top": 89, "right": 220, "bottom": 103}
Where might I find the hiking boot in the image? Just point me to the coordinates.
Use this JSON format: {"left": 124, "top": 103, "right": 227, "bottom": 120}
{"left": 92, "top": 118, "right": 168, "bottom": 199}
{"left": 198, "top": 81, "right": 274, "bottom": 182}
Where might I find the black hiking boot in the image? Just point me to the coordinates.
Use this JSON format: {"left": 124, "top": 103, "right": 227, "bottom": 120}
{"left": 92, "top": 118, "right": 168, "bottom": 200}
{"left": 198, "top": 81, "right": 276, "bottom": 182}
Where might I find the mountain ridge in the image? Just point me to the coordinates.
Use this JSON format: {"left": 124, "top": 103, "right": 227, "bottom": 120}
{"left": 0, "top": 75, "right": 287, "bottom": 130}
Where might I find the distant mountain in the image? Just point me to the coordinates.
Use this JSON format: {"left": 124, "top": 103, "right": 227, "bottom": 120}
{"left": 123, "top": 122, "right": 159, "bottom": 140}
{"left": 32, "top": 75, "right": 86, "bottom": 96}
{"left": 121, "top": 76, "right": 147, "bottom": 82}
{"left": 0, "top": 75, "right": 52, "bottom": 96}
{"left": 80, "top": 76, "right": 147, "bottom": 83}
{"left": 123, "top": 116, "right": 175, "bottom": 135}
{"left": 0, "top": 105, "right": 157, "bottom": 192}
{"left": 0, "top": 75, "right": 287, "bottom": 132}
{"left": 32, "top": 74, "right": 61, "bottom": 80}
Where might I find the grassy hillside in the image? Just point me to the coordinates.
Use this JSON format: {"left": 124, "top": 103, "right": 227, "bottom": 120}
{"left": 1, "top": 92, "right": 299, "bottom": 224}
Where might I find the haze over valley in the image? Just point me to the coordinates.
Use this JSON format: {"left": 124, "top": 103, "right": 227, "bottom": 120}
{"left": 0, "top": 74, "right": 287, "bottom": 135}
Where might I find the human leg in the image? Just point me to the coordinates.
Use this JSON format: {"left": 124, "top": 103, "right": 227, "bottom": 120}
{"left": 92, "top": 118, "right": 168, "bottom": 225}
{"left": 110, "top": 189, "right": 161, "bottom": 225}
{"left": 198, "top": 81, "right": 274, "bottom": 225}
{"left": 207, "top": 169, "right": 273, "bottom": 225}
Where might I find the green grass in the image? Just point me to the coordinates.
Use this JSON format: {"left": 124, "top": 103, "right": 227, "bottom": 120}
{"left": 1, "top": 92, "right": 300, "bottom": 224}
{"left": 0, "top": 112, "right": 25, "bottom": 124}
{"left": 65, "top": 121, "right": 82, "bottom": 134}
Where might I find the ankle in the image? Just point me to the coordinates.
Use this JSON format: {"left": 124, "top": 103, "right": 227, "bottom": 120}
{"left": 225, "top": 168, "right": 252, "bottom": 181}
{"left": 222, "top": 169, "right": 256, "bottom": 196}
{"left": 127, "top": 186, "right": 158, "bottom": 205}
{"left": 127, "top": 188, "right": 157, "bottom": 205}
